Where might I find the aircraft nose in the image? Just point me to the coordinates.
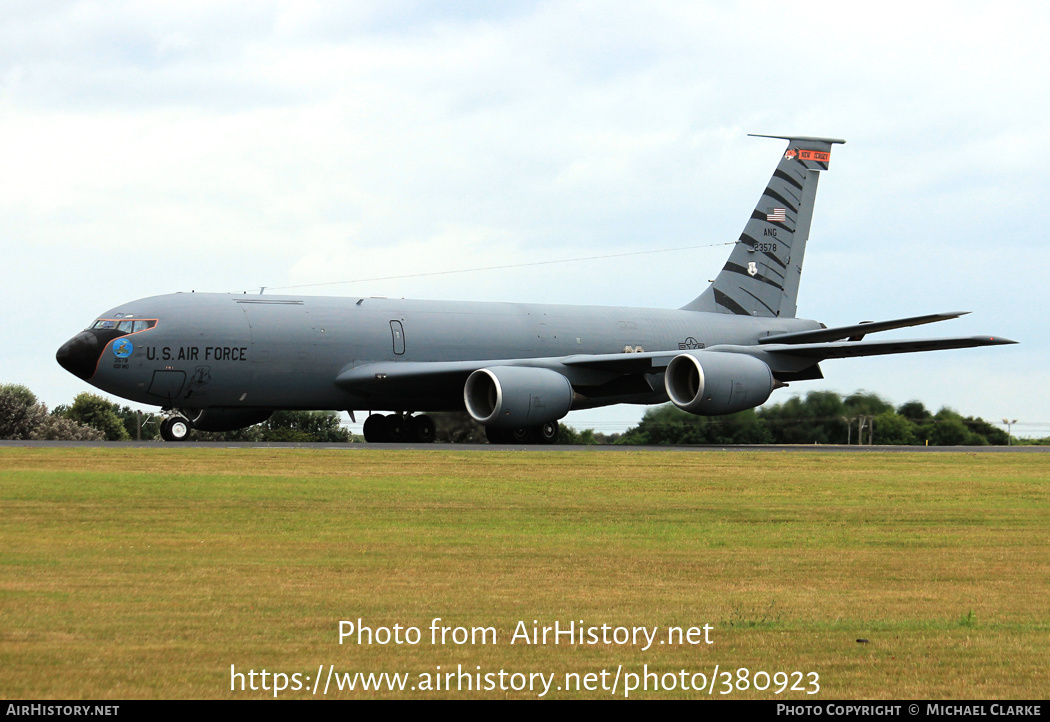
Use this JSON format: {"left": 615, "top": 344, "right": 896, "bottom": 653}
{"left": 56, "top": 331, "right": 101, "bottom": 381}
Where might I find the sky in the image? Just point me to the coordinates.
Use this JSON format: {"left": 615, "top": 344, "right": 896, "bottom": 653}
{"left": 2, "top": 0, "right": 1047, "bottom": 438}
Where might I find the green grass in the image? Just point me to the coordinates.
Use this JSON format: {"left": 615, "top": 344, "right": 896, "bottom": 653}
{"left": 1, "top": 448, "right": 1048, "bottom": 698}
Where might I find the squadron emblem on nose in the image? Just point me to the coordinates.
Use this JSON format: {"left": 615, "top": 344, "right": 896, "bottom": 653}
{"left": 113, "top": 340, "right": 134, "bottom": 358}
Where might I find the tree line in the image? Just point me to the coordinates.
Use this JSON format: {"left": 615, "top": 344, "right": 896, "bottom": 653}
{"left": 0, "top": 385, "right": 350, "bottom": 442}
{"left": 0, "top": 383, "right": 1034, "bottom": 445}
{"left": 610, "top": 391, "right": 1016, "bottom": 446}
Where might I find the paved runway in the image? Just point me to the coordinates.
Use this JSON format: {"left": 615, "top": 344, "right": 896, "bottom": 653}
{"left": 2, "top": 440, "right": 1048, "bottom": 452}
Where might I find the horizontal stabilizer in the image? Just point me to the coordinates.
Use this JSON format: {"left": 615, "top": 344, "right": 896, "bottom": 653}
{"left": 747, "top": 133, "right": 847, "bottom": 146}
{"left": 759, "top": 312, "right": 970, "bottom": 345}
{"left": 754, "top": 335, "right": 1017, "bottom": 360}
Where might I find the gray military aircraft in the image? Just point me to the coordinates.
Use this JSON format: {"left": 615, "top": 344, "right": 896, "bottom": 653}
{"left": 56, "top": 134, "right": 1015, "bottom": 443}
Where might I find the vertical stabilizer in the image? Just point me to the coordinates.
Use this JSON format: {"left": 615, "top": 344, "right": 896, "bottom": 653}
{"left": 683, "top": 135, "right": 845, "bottom": 318}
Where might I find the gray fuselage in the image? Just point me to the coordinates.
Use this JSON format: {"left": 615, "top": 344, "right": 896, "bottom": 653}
{"left": 63, "top": 292, "right": 820, "bottom": 414}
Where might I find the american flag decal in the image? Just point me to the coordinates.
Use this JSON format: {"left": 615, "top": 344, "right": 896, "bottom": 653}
{"left": 766, "top": 208, "right": 786, "bottom": 222}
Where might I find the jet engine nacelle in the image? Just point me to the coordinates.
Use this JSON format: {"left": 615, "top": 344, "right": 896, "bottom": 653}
{"left": 464, "top": 366, "right": 573, "bottom": 428}
{"left": 664, "top": 352, "right": 775, "bottom": 415}
{"left": 185, "top": 408, "right": 274, "bottom": 432}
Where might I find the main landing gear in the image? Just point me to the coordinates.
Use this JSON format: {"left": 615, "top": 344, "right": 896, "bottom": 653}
{"left": 360, "top": 414, "right": 560, "bottom": 444}
{"left": 160, "top": 414, "right": 192, "bottom": 442}
{"left": 362, "top": 413, "right": 436, "bottom": 443}
{"left": 485, "top": 420, "right": 559, "bottom": 445}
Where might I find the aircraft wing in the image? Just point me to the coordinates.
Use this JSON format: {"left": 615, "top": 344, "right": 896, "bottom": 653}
{"left": 336, "top": 360, "right": 489, "bottom": 393}
{"left": 334, "top": 351, "right": 678, "bottom": 394}
{"left": 336, "top": 332, "right": 1016, "bottom": 394}
{"left": 334, "top": 332, "right": 1015, "bottom": 408}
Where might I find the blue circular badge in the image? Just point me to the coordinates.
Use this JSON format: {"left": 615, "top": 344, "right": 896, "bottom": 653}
{"left": 113, "top": 339, "right": 134, "bottom": 359}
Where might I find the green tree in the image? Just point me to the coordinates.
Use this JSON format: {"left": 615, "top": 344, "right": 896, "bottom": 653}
{"left": 715, "top": 408, "right": 773, "bottom": 444}
{"left": 192, "top": 411, "right": 349, "bottom": 442}
{"left": 63, "top": 393, "right": 131, "bottom": 441}
{"left": 431, "top": 412, "right": 487, "bottom": 443}
{"left": 190, "top": 424, "right": 264, "bottom": 442}
{"left": 871, "top": 411, "right": 918, "bottom": 445}
{"left": 618, "top": 405, "right": 699, "bottom": 445}
{"left": 554, "top": 424, "right": 583, "bottom": 444}
{"left": 0, "top": 384, "right": 47, "bottom": 439}
{"left": 618, "top": 405, "right": 771, "bottom": 445}
{"left": 897, "top": 400, "right": 932, "bottom": 422}
{"left": 261, "top": 411, "right": 351, "bottom": 442}
{"left": 617, "top": 392, "right": 1012, "bottom": 447}
{"left": 116, "top": 406, "right": 159, "bottom": 441}
{"left": 759, "top": 390, "right": 847, "bottom": 444}
{"left": 554, "top": 425, "right": 602, "bottom": 444}
{"left": 928, "top": 416, "right": 971, "bottom": 446}
{"left": 1, "top": 384, "right": 102, "bottom": 440}
{"left": 578, "top": 428, "right": 598, "bottom": 445}
{"left": 31, "top": 414, "right": 104, "bottom": 441}
{"left": 962, "top": 415, "right": 1009, "bottom": 445}
{"left": 843, "top": 391, "right": 894, "bottom": 417}
{"left": 923, "top": 409, "right": 986, "bottom": 446}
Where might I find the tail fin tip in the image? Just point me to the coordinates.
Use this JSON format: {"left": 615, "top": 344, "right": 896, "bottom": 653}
{"left": 682, "top": 134, "right": 845, "bottom": 318}
{"left": 748, "top": 133, "right": 847, "bottom": 145}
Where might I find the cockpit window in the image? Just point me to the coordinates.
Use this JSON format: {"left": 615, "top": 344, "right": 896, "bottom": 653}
{"left": 89, "top": 319, "right": 157, "bottom": 332}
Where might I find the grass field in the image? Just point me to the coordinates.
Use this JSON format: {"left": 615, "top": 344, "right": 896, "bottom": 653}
{"left": 1, "top": 447, "right": 1048, "bottom": 699}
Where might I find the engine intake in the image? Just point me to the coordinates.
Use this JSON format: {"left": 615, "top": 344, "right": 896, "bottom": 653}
{"left": 664, "top": 352, "right": 774, "bottom": 415}
{"left": 464, "top": 366, "right": 573, "bottom": 428}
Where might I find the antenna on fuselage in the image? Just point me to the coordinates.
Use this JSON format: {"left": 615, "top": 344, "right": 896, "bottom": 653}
{"left": 259, "top": 287, "right": 266, "bottom": 295}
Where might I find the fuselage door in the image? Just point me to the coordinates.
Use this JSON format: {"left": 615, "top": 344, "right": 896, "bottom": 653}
{"left": 147, "top": 369, "right": 187, "bottom": 402}
{"left": 390, "top": 320, "right": 406, "bottom": 356}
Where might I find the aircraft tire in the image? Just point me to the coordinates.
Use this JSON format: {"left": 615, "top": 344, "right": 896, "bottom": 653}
{"left": 161, "top": 416, "right": 192, "bottom": 442}
{"left": 410, "top": 415, "right": 436, "bottom": 443}
{"left": 508, "top": 427, "right": 533, "bottom": 444}
{"left": 363, "top": 414, "right": 389, "bottom": 443}
{"left": 385, "top": 414, "right": 407, "bottom": 443}
{"left": 536, "top": 420, "right": 559, "bottom": 444}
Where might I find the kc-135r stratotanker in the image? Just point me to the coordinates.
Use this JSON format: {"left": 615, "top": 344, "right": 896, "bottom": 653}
{"left": 56, "top": 135, "right": 1015, "bottom": 442}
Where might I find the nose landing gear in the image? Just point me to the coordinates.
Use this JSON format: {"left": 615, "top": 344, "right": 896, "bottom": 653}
{"left": 160, "top": 415, "right": 192, "bottom": 442}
